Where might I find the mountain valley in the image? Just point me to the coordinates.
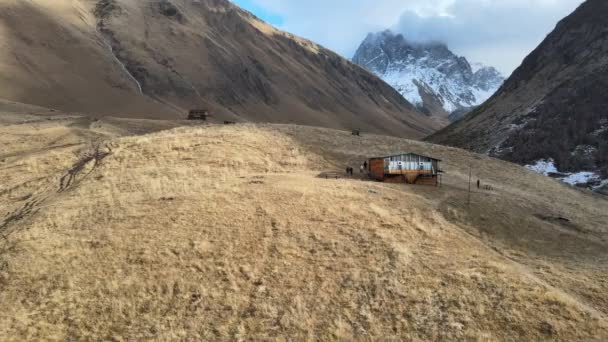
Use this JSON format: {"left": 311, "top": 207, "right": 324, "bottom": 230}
{"left": 1, "top": 0, "right": 607, "bottom": 339}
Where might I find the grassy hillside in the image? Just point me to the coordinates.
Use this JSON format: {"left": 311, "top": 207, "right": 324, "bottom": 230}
{"left": 1, "top": 113, "right": 607, "bottom": 340}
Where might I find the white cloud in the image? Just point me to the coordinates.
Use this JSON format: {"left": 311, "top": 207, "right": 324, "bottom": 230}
{"left": 394, "top": 0, "right": 585, "bottom": 74}
{"left": 241, "top": 0, "right": 584, "bottom": 75}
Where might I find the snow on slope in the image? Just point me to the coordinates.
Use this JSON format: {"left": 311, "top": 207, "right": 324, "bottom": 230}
{"left": 353, "top": 30, "right": 504, "bottom": 116}
{"left": 526, "top": 159, "right": 603, "bottom": 187}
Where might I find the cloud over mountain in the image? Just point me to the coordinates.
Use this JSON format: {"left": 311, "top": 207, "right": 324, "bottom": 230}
{"left": 237, "top": 0, "right": 583, "bottom": 74}
{"left": 393, "top": 0, "right": 585, "bottom": 74}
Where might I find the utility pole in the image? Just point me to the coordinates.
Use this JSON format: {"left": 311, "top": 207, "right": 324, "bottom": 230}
{"left": 467, "top": 164, "right": 472, "bottom": 206}
{"left": 467, "top": 142, "right": 473, "bottom": 207}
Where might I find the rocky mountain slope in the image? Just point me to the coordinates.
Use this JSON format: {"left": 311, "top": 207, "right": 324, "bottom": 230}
{"left": 427, "top": 0, "right": 608, "bottom": 190}
{"left": 352, "top": 30, "right": 503, "bottom": 123}
{"left": 0, "top": 0, "right": 440, "bottom": 138}
{"left": 1, "top": 111, "right": 607, "bottom": 340}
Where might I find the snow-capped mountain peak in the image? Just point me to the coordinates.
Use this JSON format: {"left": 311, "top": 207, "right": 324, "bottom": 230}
{"left": 352, "top": 30, "right": 504, "bottom": 119}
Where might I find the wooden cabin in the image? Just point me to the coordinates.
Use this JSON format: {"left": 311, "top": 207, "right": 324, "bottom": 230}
{"left": 368, "top": 153, "right": 441, "bottom": 186}
{"left": 187, "top": 109, "right": 209, "bottom": 121}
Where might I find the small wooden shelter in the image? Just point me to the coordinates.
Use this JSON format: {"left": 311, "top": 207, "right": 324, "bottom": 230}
{"left": 187, "top": 109, "right": 209, "bottom": 121}
{"left": 368, "top": 153, "right": 441, "bottom": 186}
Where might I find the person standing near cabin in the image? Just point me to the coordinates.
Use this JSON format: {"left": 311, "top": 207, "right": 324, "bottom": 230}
{"left": 364, "top": 161, "right": 368, "bottom": 170}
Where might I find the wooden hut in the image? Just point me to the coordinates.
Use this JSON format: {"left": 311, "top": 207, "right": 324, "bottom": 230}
{"left": 187, "top": 109, "right": 209, "bottom": 121}
{"left": 368, "top": 153, "right": 441, "bottom": 186}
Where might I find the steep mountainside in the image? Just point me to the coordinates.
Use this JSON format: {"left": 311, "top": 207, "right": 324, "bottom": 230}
{"left": 427, "top": 0, "right": 608, "bottom": 189}
{"left": 0, "top": 0, "right": 440, "bottom": 138}
{"left": 353, "top": 30, "right": 503, "bottom": 123}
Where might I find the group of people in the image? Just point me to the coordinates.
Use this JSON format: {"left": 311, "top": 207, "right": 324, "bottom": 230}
{"left": 346, "top": 161, "right": 368, "bottom": 176}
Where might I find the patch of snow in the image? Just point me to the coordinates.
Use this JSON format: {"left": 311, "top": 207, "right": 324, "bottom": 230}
{"left": 525, "top": 159, "right": 558, "bottom": 176}
{"left": 561, "top": 172, "right": 600, "bottom": 185}
{"left": 471, "top": 86, "right": 496, "bottom": 106}
{"left": 381, "top": 63, "right": 469, "bottom": 112}
{"left": 591, "top": 122, "right": 608, "bottom": 136}
{"left": 509, "top": 123, "right": 525, "bottom": 131}
{"left": 365, "top": 53, "right": 384, "bottom": 66}
{"left": 571, "top": 145, "right": 597, "bottom": 156}
{"left": 593, "top": 179, "right": 608, "bottom": 191}
{"left": 526, "top": 158, "right": 604, "bottom": 187}
{"left": 383, "top": 67, "right": 424, "bottom": 106}
{"left": 490, "top": 139, "right": 513, "bottom": 156}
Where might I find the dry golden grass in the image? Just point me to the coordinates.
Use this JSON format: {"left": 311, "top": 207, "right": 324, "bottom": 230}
{"left": 1, "top": 116, "right": 607, "bottom": 340}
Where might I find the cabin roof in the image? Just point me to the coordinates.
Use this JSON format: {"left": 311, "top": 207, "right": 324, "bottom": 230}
{"left": 369, "top": 152, "right": 442, "bottom": 162}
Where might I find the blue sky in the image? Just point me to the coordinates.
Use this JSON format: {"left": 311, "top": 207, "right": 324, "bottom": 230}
{"left": 232, "top": 0, "right": 284, "bottom": 26}
{"left": 231, "top": 0, "right": 584, "bottom": 75}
